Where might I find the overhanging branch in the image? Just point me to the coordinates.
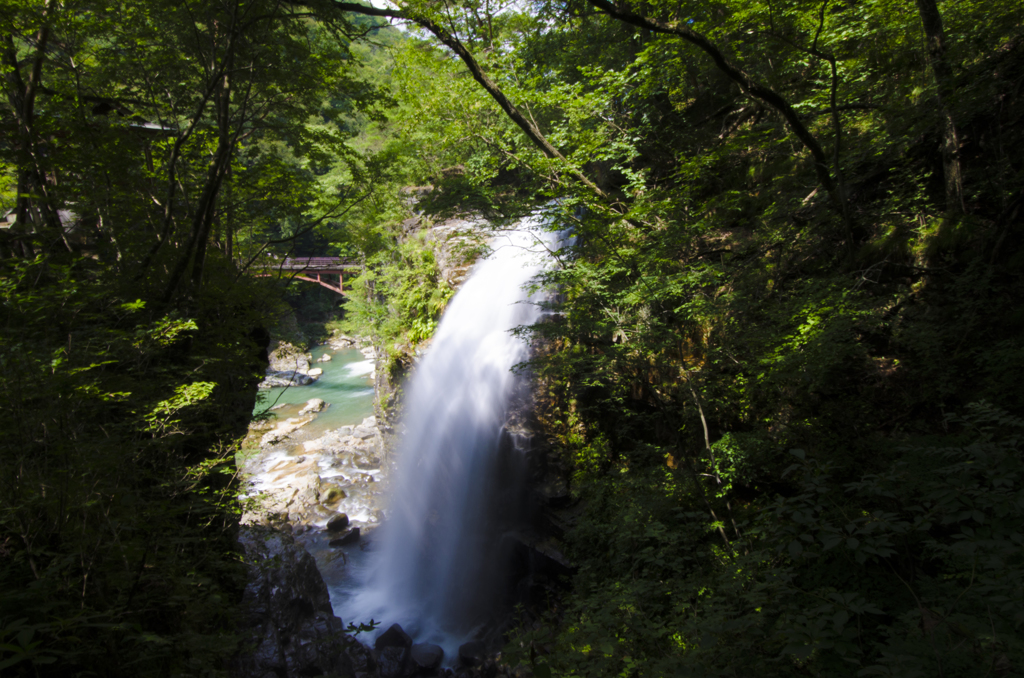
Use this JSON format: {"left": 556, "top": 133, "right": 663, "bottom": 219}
{"left": 330, "top": 1, "right": 608, "bottom": 201}
{"left": 586, "top": 0, "right": 844, "bottom": 217}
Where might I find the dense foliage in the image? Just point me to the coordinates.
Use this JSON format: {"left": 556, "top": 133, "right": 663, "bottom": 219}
{"left": 326, "top": 0, "right": 1024, "bottom": 675}
{"left": 0, "top": 1, "right": 392, "bottom": 675}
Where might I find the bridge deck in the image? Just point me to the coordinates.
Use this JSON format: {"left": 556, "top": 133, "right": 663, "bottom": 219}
{"left": 255, "top": 256, "right": 360, "bottom": 296}
{"left": 268, "top": 256, "right": 360, "bottom": 272}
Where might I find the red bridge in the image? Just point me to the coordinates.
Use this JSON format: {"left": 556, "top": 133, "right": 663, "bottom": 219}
{"left": 258, "top": 256, "right": 361, "bottom": 295}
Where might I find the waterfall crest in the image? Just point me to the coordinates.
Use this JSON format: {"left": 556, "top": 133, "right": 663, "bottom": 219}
{"left": 338, "top": 220, "right": 556, "bottom": 658}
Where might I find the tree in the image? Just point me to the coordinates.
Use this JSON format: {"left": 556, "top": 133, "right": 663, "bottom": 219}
{"left": 914, "top": 0, "right": 964, "bottom": 214}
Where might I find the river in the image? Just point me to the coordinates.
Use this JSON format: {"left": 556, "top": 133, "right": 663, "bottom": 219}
{"left": 253, "top": 344, "right": 376, "bottom": 435}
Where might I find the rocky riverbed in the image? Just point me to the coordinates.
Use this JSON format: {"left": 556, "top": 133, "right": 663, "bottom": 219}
{"left": 240, "top": 413, "right": 386, "bottom": 534}
{"left": 259, "top": 336, "right": 375, "bottom": 389}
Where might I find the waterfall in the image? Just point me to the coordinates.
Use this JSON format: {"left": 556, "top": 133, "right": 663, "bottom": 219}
{"left": 338, "top": 220, "right": 557, "bottom": 659}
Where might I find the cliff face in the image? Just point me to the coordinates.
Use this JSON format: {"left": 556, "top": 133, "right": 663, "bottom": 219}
{"left": 371, "top": 212, "right": 491, "bottom": 455}
{"left": 233, "top": 527, "right": 382, "bottom": 678}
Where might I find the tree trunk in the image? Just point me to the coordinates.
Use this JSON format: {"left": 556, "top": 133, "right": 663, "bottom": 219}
{"left": 160, "top": 6, "right": 238, "bottom": 303}
{"left": 189, "top": 54, "right": 235, "bottom": 292}
{"left": 915, "top": 0, "right": 965, "bottom": 214}
{"left": 225, "top": 164, "right": 234, "bottom": 263}
{"left": 3, "top": 3, "right": 68, "bottom": 251}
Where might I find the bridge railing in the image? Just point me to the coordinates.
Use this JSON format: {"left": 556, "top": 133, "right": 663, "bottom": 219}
{"left": 257, "top": 256, "right": 361, "bottom": 271}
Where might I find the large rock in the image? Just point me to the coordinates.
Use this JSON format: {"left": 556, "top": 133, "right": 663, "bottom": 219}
{"left": 259, "top": 370, "right": 316, "bottom": 389}
{"left": 319, "top": 483, "right": 347, "bottom": 508}
{"left": 317, "top": 353, "right": 333, "bottom": 362}
{"left": 328, "top": 527, "right": 360, "bottom": 547}
{"left": 268, "top": 342, "right": 311, "bottom": 373}
{"left": 298, "top": 398, "right": 327, "bottom": 415}
{"left": 326, "top": 513, "right": 350, "bottom": 532}
{"left": 373, "top": 624, "right": 413, "bottom": 677}
{"left": 351, "top": 424, "right": 377, "bottom": 440}
{"left": 377, "top": 646, "right": 408, "bottom": 678}
{"left": 375, "top": 623, "right": 413, "bottom": 651}
{"left": 232, "top": 527, "right": 352, "bottom": 678}
{"left": 353, "top": 455, "right": 381, "bottom": 470}
{"left": 458, "top": 641, "right": 486, "bottom": 668}
{"left": 240, "top": 455, "right": 321, "bottom": 525}
{"left": 258, "top": 416, "right": 314, "bottom": 447}
{"left": 411, "top": 643, "right": 444, "bottom": 672}
{"left": 330, "top": 334, "right": 359, "bottom": 349}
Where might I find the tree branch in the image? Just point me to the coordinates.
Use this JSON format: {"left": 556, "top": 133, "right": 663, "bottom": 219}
{"left": 585, "top": 0, "right": 844, "bottom": 217}
{"left": 330, "top": 1, "right": 609, "bottom": 201}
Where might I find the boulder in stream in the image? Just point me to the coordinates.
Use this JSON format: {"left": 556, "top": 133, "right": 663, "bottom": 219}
{"left": 354, "top": 455, "right": 381, "bottom": 470}
{"left": 330, "top": 334, "right": 359, "bottom": 349}
{"left": 411, "top": 643, "right": 444, "bottom": 671}
{"left": 326, "top": 513, "right": 350, "bottom": 532}
{"left": 374, "top": 623, "right": 414, "bottom": 677}
{"left": 377, "top": 646, "right": 408, "bottom": 678}
{"left": 328, "top": 526, "right": 360, "bottom": 547}
{"left": 319, "top": 483, "right": 347, "bottom": 508}
{"left": 268, "top": 342, "right": 311, "bottom": 373}
{"left": 375, "top": 623, "right": 413, "bottom": 651}
{"left": 298, "top": 398, "right": 327, "bottom": 415}
{"left": 259, "top": 369, "right": 315, "bottom": 389}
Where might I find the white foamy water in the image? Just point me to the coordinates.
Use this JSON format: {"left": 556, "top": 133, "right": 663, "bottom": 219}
{"left": 346, "top": 359, "right": 375, "bottom": 377}
{"left": 334, "top": 221, "right": 557, "bottom": 660}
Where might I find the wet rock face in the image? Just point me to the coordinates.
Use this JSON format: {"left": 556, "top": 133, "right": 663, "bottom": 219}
{"left": 230, "top": 525, "right": 522, "bottom": 678}
{"left": 233, "top": 526, "right": 357, "bottom": 678}
{"left": 458, "top": 641, "right": 487, "bottom": 668}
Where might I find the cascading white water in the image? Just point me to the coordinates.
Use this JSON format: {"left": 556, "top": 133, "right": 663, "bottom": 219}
{"left": 337, "top": 220, "right": 557, "bottom": 660}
